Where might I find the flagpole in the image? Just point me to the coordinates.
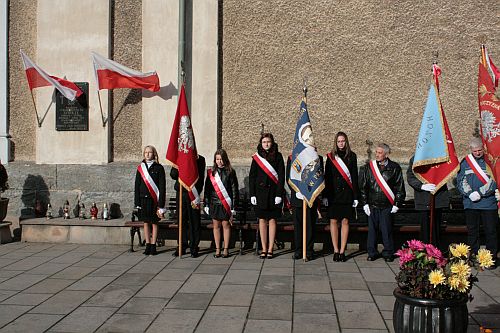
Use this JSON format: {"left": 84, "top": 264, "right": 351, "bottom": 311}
{"left": 29, "top": 90, "right": 42, "bottom": 128}
{"left": 179, "top": 185, "right": 183, "bottom": 259}
{"left": 429, "top": 55, "right": 438, "bottom": 245}
{"left": 302, "top": 80, "right": 308, "bottom": 262}
{"left": 97, "top": 90, "right": 107, "bottom": 127}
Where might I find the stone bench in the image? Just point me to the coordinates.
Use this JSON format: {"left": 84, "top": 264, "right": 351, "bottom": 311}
{"left": 0, "top": 221, "right": 12, "bottom": 244}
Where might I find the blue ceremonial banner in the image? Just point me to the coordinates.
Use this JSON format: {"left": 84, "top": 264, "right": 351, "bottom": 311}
{"left": 288, "top": 100, "right": 325, "bottom": 207}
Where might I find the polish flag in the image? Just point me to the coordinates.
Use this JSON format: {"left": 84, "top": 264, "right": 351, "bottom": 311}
{"left": 91, "top": 52, "right": 160, "bottom": 92}
{"left": 20, "top": 50, "right": 83, "bottom": 101}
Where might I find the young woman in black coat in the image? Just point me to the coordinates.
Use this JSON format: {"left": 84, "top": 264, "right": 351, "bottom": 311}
{"left": 249, "top": 133, "right": 285, "bottom": 259}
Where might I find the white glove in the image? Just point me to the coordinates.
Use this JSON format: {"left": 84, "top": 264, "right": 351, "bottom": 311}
{"left": 421, "top": 183, "right": 436, "bottom": 192}
{"left": 251, "top": 196, "right": 257, "bottom": 205}
{"left": 296, "top": 192, "right": 304, "bottom": 200}
{"left": 469, "top": 191, "right": 481, "bottom": 202}
{"left": 275, "top": 197, "right": 282, "bottom": 205}
{"left": 496, "top": 189, "right": 500, "bottom": 201}
{"left": 204, "top": 206, "right": 210, "bottom": 215}
{"left": 191, "top": 197, "right": 200, "bottom": 206}
{"left": 352, "top": 200, "right": 359, "bottom": 208}
{"left": 363, "top": 204, "right": 371, "bottom": 216}
{"left": 322, "top": 198, "right": 329, "bottom": 207}
{"left": 231, "top": 209, "right": 236, "bottom": 216}
{"left": 158, "top": 208, "right": 167, "bottom": 215}
{"left": 390, "top": 205, "right": 399, "bottom": 214}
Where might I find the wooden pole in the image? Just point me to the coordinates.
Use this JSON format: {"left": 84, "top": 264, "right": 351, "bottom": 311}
{"left": 97, "top": 90, "right": 107, "bottom": 127}
{"left": 303, "top": 199, "right": 307, "bottom": 261}
{"left": 29, "top": 90, "right": 42, "bottom": 127}
{"left": 429, "top": 193, "right": 435, "bottom": 244}
{"left": 178, "top": 185, "right": 183, "bottom": 258}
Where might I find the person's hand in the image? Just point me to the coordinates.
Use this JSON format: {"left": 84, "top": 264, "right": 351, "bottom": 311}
{"left": 296, "top": 192, "right": 304, "bottom": 200}
{"left": 204, "top": 206, "right": 210, "bottom": 215}
{"left": 251, "top": 196, "right": 257, "bottom": 205}
{"left": 390, "top": 206, "right": 399, "bottom": 214}
{"left": 469, "top": 191, "right": 481, "bottom": 202}
{"left": 496, "top": 189, "right": 500, "bottom": 201}
{"left": 322, "top": 198, "right": 329, "bottom": 207}
{"left": 352, "top": 200, "right": 359, "bottom": 208}
{"left": 231, "top": 209, "right": 236, "bottom": 216}
{"left": 275, "top": 197, "right": 282, "bottom": 205}
{"left": 421, "top": 183, "right": 436, "bottom": 192}
{"left": 157, "top": 208, "right": 166, "bottom": 218}
{"left": 192, "top": 197, "right": 200, "bottom": 206}
{"left": 363, "top": 204, "right": 371, "bottom": 216}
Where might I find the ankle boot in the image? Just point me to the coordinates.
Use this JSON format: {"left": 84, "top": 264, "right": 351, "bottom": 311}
{"left": 143, "top": 243, "right": 151, "bottom": 255}
{"left": 150, "top": 244, "right": 157, "bottom": 256}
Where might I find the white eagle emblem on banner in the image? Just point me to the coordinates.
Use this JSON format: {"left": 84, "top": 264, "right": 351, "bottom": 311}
{"left": 481, "top": 110, "right": 500, "bottom": 143}
{"left": 178, "top": 115, "right": 194, "bottom": 153}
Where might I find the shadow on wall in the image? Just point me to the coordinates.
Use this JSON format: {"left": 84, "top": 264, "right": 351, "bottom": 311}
{"left": 21, "top": 175, "right": 50, "bottom": 219}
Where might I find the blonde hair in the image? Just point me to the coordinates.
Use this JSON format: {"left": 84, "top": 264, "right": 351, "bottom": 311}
{"left": 143, "top": 145, "right": 159, "bottom": 163}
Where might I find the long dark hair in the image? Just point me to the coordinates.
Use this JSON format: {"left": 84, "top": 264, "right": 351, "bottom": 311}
{"left": 257, "top": 132, "right": 278, "bottom": 162}
{"left": 212, "top": 148, "right": 233, "bottom": 173}
{"left": 331, "top": 131, "right": 352, "bottom": 162}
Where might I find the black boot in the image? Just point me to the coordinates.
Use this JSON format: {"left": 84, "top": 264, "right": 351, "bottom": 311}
{"left": 150, "top": 244, "right": 157, "bottom": 256}
{"left": 143, "top": 243, "right": 151, "bottom": 255}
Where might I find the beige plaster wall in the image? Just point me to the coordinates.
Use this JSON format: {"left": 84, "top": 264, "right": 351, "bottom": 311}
{"left": 112, "top": 0, "right": 143, "bottom": 161}
{"left": 221, "top": 0, "right": 500, "bottom": 164}
{"left": 8, "top": 0, "right": 37, "bottom": 161}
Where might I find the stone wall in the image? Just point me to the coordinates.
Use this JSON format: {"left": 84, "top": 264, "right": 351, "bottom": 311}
{"left": 221, "top": 0, "right": 500, "bottom": 164}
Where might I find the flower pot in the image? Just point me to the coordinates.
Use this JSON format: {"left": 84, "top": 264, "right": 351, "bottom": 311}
{"left": 393, "top": 288, "right": 468, "bottom": 333}
{"left": 0, "top": 197, "right": 8, "bottom": 222}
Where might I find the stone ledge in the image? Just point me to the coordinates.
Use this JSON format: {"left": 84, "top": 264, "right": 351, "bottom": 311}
{"left": 0, "top": 221, "right": 12, "bottom": 243}
{"left": 20, "top": 217, "right": 129, "bottom": 227}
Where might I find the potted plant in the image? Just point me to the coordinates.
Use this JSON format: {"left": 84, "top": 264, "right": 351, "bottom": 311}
{"left": 393, "top": 240, "right": 494, "bottom": 333}
{"left": 0, "top": 161, "right": 8, "bottom": 222}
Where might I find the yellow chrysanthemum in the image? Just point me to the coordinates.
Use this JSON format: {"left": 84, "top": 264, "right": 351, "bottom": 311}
{"left": 448, "top": 275, "right": 460, "bottom": 290}
{"left": 449, "top": 243, "right": 470, "bottom": 258}
{"left": 477, "top": 248, "right": 494, "bottom": 268}
{"left": 450, "top": 260, "right": 471, "bottom": 278}
{"left": 456, "top": 278, "right": 470, "bottom": 293}
{"left": 428, "top": 270, "right": 445, "bottom": 287}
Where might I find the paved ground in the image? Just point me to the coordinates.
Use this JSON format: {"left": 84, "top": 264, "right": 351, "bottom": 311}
{"left": 0, "top": 243, "right": 498, "bottom": 333}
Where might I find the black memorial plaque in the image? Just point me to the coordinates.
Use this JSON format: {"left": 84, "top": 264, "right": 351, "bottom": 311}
{"left": 55, "top": 82, "right": 89, "bottom": 131}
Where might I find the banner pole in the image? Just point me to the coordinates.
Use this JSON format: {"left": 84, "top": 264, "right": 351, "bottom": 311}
{"left": 179, "top": 185, "right": 183, "bottom": 258}
{"left": 97, "top": 90, "right": 107, "bottom": 127}
{"left": 29, "top": 90, "right": 42, "bottom": 127}
{"left": 303, "top": 199, "right": 307, "bottom": 261}
{"left": 429, "top": 193, "right": 435, "bottom": 244}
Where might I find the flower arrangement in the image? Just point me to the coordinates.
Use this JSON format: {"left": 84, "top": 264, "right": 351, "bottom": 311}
{"left": 395, "top": 240, "right": 494, "bottom": 300}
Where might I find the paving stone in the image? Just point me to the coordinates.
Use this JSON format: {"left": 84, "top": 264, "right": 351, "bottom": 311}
{"left": 354, "top": 257, "right": 389, "bottom": 268}
{"left": 263, "top": 259, "right": 294, "bottom": 268}
{"left": 260, "top": 267, "right": 294, "bottom": 276}
{"left": 118, "top": 297, "right": 169, "bottom": 315}
{"left": 84, "top": 284, "right": 140, "bottom": 308}
{"left": 112, "top": 272, "right": 155, "bottom": 286}
{"left": 136, "top": 279, "right": 183, "bottom": 298}
{"left": 292, "top": 313, "right": 340, "bottom": 333}
{"left": 168, "top": 259, "right": 202, "bottom": 269}
{"left": 326, "top": 262, "right": 360, "bottom": 273}
{"left": 50, "top": 266, "right": 95, "bottom": 280}
{"left": 29, "top": 290, "right": 94, "bottom": 315}
{"left": 0, "top": 274, "right": 47, "bottom": 291}
{"left": 32, "top": 249, "right": 70, "bottom": 258}
{"left": 194, "top": 263, "right": 230, "bottom": 275}
{"left": 0, "top": 269, "right": 22, "bottom": 278}
{"left": 476, "top": 275, "right": 500, "bottom": 297}
{"left": 72, "top": 257, "right": 111, "bottom": 268}
{"left": 179, "top": 274, "right": 223, "bottom": 293}
{"left": 146, "top": 309, "right": 204, "bottom": 333}
{"left": 0, "top": 304, "right": 32, "bottom": 327}
{"left": 24, "top": 278, "right": 75, "bottom": 294}
{"left": 359, "top": 267, "right": 396, "bottom": 282}
{"left": 202, "top": 255, "right": 234, "bottom": 265}
{"left": 340, "top": 329, "right": 389, "bottom": 333}
{"left": 154, "top": 268, "right": 194, "bottom": 281}
{"left": 166, "top": 293, "right": 213, "bottom": 310}
{"left": 49, "top": 306, "right": 116, "bottom": 333}
{"left": 211, "top": 284, "right": 255, "bottom": 306}
{"left": 89, "top": 264, "right": 130, "bottom": 277}
{"left": 3, "top": 256, "right": 53, "bottom": 271}
{"left": 0, "top": 258, "right": 16, "bottom": 268}
{"left": 373, "top": 295, "right": 395, "bottom": 311}
{"left": 0, "top": 290, "right": 16, "bottom": 302}
{"left": 336, "top": 301, "right": 386, "bottom": 330}
{"left": 27, "top": 262, "right": 72, "bottom": 275}
{"left": 1, "top": 293, "right": 53, "bottom": 306}
{"left": 333, "top": 289, "right": 373, "bottom": 302}
{"left": 249, "top": 294, "right": 292, "bottom": 320}
{"left": 96, "top": 313, "right": 155, "bottom": 333}
{"left": 329, "top": 272, "right": 368, "bottom": 290}
{"left": 0, "top": 313, "right": 63, "bottom": 333}
{"left": 468, "top": 286, "right": 500, "bottom": 314}
{"left": 294, "top": 275, "right": 331, "bottom": 294}
{"left": 367, "top": 281, "right": 398, "bottom": 296}
{"left": 295, "top": 262, "right": 327, "bottom": 275}
{"left": 223, "top": 269, "right": 260, "bottom": 285}
{"left": 294, "top": 293, "right": 335, "bottom": 314}
{"left": 195, "top": 305, "right": 248, "bottom": 333}
{"left": 107, "top": 253, "right": 145, "bottom": 266}
{"left": 230, "top": 261, "right": 263, "bottom": 270}
{"left": 66, "top": 276, "right": 115, "bottom": 291}
{"left": 128, "top": 261, "right": 168, "bottom": 274}
{"left": 244, "top": 319, "right": 292, "bottom": 333}
{"left": 49, "top": 252, "right": 90, "bottom": 264}
{"left": 381, "top": 310, "right": 392, "bottom": 320}
{"left": 256, "top": 275, "right": 293, "bottom": 295}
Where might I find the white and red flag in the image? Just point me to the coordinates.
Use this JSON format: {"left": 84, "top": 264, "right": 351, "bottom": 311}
{"left": 20, "top": 50, "right": 82, "bottom": 101}
{"left": 91, "top": 52, "right": 160, "bottom": 92}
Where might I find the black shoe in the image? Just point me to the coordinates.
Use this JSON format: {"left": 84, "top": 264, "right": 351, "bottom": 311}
{"left": 267, "top": 252, "right": 274, "bottom": 259}
{"left": 143, "top": 243, "right": 151, "bottom": 255}
{"left": 222, "top": 248, "right": 229, "bottom": 258}
{"left": 384, "top": 256, "right": 394, "bottom": 262}
{"left": 333, "top": 252, "right": 340, "bottom": 262}
{"left": 306, "top": 255, "right": 313, "bottom": 261}
{"left": 172, "top": 248, "right": 186, "bottom": 257}
{"left": 190, "top": 250, "right": 199, "bottom": 258}
{"left": 213, "top": 249, "right": 221, "bottom": 258}
{"left": 292, "top": 253, "right": 301, "bottom": 260}
{"left": 339, "top": 253, "right": 346, "bottom": 262}
{"left": 367, "top": 255, "right": 377, "bottom": 261}
{"left": 260, "top": 252, "right": 267, "bottom": 259}
{"left": 150, "top": 244, "right": 158, "bottom": 256}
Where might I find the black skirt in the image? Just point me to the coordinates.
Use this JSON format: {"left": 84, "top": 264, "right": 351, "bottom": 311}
{"left": 138, "top": 197, "right": 160, "bottom": 224}
{"left": 254, "top": 206, "right": 282, "bottom": 220}
{"left": 327, "top": 203, "right": 354, "bottom": 220}
{"left": 210, "top": 203, "right": 231, "bottom": 221}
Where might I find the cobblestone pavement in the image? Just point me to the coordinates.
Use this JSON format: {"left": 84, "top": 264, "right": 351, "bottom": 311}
{"left": 0, "top": 243, "right": 498, "bottom": 332}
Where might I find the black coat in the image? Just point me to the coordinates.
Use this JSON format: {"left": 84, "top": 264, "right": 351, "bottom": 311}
{"left": 204, "top": 167, "right": 239, "bottom": 208}
{"left": 134, "top": 161, "right": 166, "bottom": 209}
{"left": 407, "top": 156, "right": 449, "bottom": 210}
{"left": 323, "top": 151, "right": 359, "bottom": 204}
{"left": 249, "top": 151, "right": 285, "bottom": 210}
{"left": 359, "top": 158, "right": 406, "bottom": 208}
{"left": 170, "top": 155, "right": 206, "bottom": 199}
{"left": 286, "top": 154, "right": 324, "bottom": 208}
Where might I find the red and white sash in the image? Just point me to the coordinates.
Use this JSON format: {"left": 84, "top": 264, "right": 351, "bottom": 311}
{"left": 369, "top": 160, "right": 395, "bottom": 205}
{"left": 208, "top": 169, "right": 232, "bottom": 215}
{"left": 252, "top": 153, "right": 279, "bottom": 184}
{"left": 327, "top": 153, "right": 353, "bottom": 190}
{"left": 137, "top": 163, "right": 160, "bottom": 205}
{"left": 465, "top": 154, "right": 490, "bottom": 185}
{"left": 187, "top": 186, "right": 200, "bottom": 207}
